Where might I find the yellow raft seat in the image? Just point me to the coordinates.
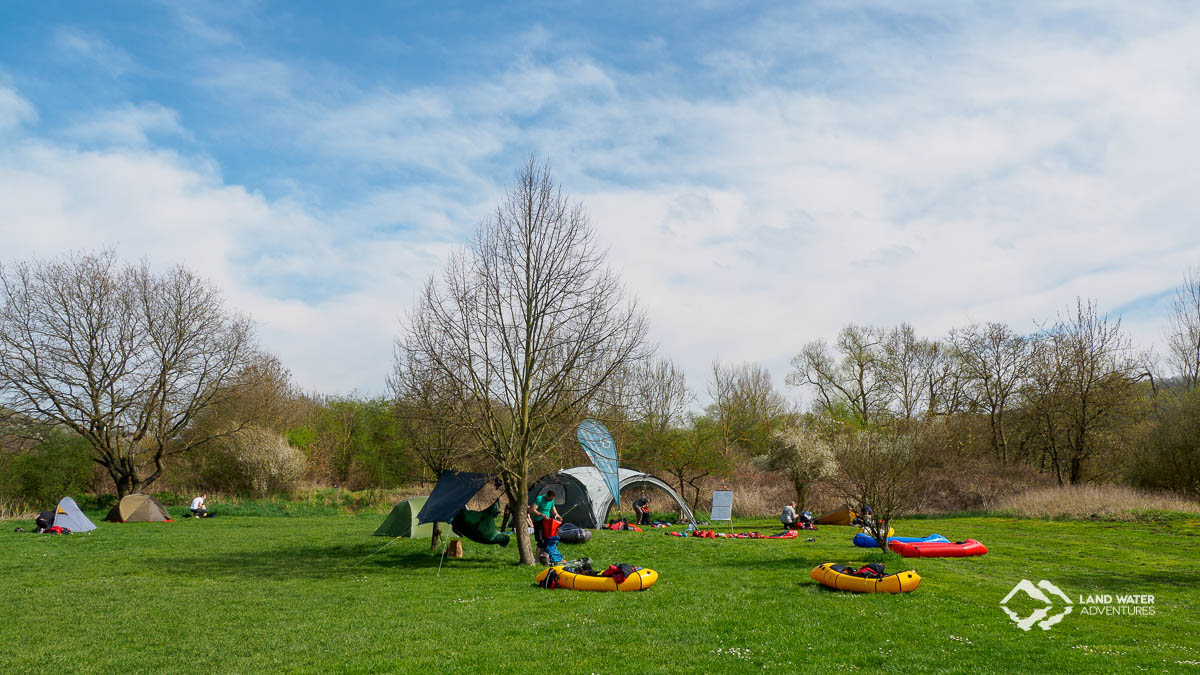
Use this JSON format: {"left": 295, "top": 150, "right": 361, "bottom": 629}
{"left": 535, "top": 565, "right": 658, "bottom": 592}
{"left": 810, "top": 563, "right": 920, "bottom": 593}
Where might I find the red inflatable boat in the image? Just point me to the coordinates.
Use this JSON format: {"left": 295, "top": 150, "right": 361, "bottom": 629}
{"left": 888, "top": 538, "right": 988, "bottom": 558}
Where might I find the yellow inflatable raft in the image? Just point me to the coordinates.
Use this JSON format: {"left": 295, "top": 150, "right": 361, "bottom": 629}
{"left": 535, "top": 565, "right": 658, "bottom": 592}
{"left": 810, "top": 563, "right": 920, "bottom": 594}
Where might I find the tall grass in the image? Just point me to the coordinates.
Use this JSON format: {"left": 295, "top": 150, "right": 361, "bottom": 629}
{"left": 994, "top": 484, "right": 1200, "bottom": 520}
{"left": 0, "top": 496, "right": 36, "bottom": 521}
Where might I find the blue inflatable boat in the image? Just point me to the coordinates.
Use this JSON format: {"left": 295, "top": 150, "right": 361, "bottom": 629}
{"left": 852, "top": 533, "right": 950, "bottom": 548}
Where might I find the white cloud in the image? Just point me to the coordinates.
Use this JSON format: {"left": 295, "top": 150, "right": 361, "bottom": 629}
{"left": 52, "top": 27, "right": 135, "bottom": 76}
{"left": 5, "top": 4, "right": 1200, "bottom": 401}
{"left": 0, "top": 83, "right": 37, "bottom": 134}
{"left": 0, "top": 133, "right": 431, "bottom": 395}
{"left": 63, "top": 102, "right": 190, "bottom": 147}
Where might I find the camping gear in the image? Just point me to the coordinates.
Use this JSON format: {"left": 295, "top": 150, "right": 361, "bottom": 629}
{"left": 815, "top": 507, "right": 857, "bottom": 526}
{"left": 535, "top": 564, "right": 658, "bottom": 592}
{"left": 853, "top": 533, "right": 949, "bottom": 548}
{"left": 372, "top": 497, "right": 452, "bottom": 538}
{"left": 544, "top": 537, "right": 563, "bottom": 563}
{"left": 668, "top": 529, "right": 798, "bottom": 539}
{"left": 48, "top": 497, "right": 97, "bottom": 532}
{"left": 416, "top": 470, "right": 496, "bottom": 525}
{"left": 810, "top": 562, "right": 921, "bottom": 593}
{"left": 889, "top": 538, "right": 988, "bottom": 558}
{"left": 451, "top": 499, "right": 510, "bottom": 547}
{"left": 605, "top": 520, "right": 642, "bottom": 531}
{"left": 529, "top": 466, "right": 695, "bottom": 529}
{"left": 557, "top": 523, "right": 592, "bottom": 544}
{"left": 104, "top": 494, "right": 172, "bottom": 523}
{"left": 577, "top": 420, "right": 621, "bottom": 509}
{"left": 858, "top": 526, "right": 894, "bottom": 538}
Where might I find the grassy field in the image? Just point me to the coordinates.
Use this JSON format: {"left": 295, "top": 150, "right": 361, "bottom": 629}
{"left": 2, "top": 506, "right": 1198, "bottom": 673}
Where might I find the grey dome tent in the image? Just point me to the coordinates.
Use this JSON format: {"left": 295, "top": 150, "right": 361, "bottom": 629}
{"left": 373, "top": 497, "right": 452, "bottom": 538}
{"left": 529, "top": 466, "right": 695, "bottom": 529}
{"left": 38, "top": 497, "right": 97, "bottom": 532}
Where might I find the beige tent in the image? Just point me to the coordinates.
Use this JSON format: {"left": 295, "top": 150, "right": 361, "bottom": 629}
{"left": 815, "top": 506, "right": 857, "bottom": 526}
{"left": 104, "top": 494, "right": 173, "bottom": 522}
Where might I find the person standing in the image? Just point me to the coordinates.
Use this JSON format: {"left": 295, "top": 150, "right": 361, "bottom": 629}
{"left": 190, "top": 493, "right": 209, "bottom": 518}
{"left": 528, "top": 490, "right": 561, "bottom": 552}
{"left": 633, "top": 496, "right": 651, "bottom": 525}
{"left": 781, "top": 501, "right": 798, "bottom": 530}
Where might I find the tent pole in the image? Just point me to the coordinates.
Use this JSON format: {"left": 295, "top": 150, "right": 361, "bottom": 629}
{"left": 436, "top": 539, "right": 449, "bottom": 577}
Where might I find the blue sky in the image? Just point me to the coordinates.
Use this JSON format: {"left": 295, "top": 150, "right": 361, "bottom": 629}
{"left": 2, "top": 2, "right": 1198, "bottom": 400}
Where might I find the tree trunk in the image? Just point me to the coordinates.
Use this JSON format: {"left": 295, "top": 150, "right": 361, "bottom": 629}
{"left": 504, "top": 479, "right": 534, "bottom": 565}
{"left": 793, "top": 478, "right": 808, "bottom": 511}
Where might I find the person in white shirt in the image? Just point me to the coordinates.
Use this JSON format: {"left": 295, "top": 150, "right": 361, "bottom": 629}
{"left": 190, "top": 494, "right": 209, "bottom": 518}
{"left": 781, "top": 501, "right": 798, "bottom": 530}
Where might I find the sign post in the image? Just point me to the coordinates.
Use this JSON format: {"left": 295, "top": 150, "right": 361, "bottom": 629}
{"left": 711, "top": 490, "right": 733, "bottom": 533}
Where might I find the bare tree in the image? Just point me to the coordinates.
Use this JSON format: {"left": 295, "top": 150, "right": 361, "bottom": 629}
{"left": 788, "top": 324, "right": 886, "bottom": 425}
{"left": 951, "top": 322, "right": 1030, "bottom": 463}
{"left": 1166, "top": 268, "right": 1200, "bottom": 391}
{"left": 388, "top": 356, "right": 478, "bottom": 481}
{"left": 652, "top": 413, "right": 729, "bottom": 511}
{"left": 1022, "top": 300, "right": 1144, "bottom": 484}
{"left": 709, "top": 360, "right": 791, "bottom": 457}
{"left": 397, "top": 157, "right": 651, "bottom": 565}
{"left": 878, "top": 323, "right": 936, "bottom": 422}
{"left": 924, "top": 339, "right": 966, "bottom": 417}
{"left": 631, "top": 359, "right": 692, "bottom": 433}
{"left": 0, "top": 250, "right": 255, "bottom": 496}
{"left": 830, "top": 427, "right": 923, "bottom": 549}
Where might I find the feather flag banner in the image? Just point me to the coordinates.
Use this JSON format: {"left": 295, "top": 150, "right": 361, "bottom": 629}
{"left": 577, "top": 419, "right": 620, "bottom": 508}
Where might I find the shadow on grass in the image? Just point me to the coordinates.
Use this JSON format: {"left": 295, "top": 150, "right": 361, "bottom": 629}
{"left": 1047, "top": 565, "right": 1200, "bottom": 592}
{"left": 151, "top": 543, "right": 515, "bottom": 580}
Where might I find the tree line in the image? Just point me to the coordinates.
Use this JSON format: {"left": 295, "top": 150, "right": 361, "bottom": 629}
{"left": 2, "top": 159, "right": 1198, "bottom": 559}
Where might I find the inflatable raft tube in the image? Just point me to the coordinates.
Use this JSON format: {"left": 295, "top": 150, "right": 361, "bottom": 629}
{"left": 535, "top": 566, "right": 658, "bottom": 592}
{"left": 852, "top": 533, "right": 949, "bottom": 548}
{"left": 888, "top": 538, "right": 988, "bottom": 558}
{"left": 810, "top": 563, "right": 921, "bottom": 593}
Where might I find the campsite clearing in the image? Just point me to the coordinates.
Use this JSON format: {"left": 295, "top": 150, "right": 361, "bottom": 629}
{"left": 1, "top": 509, "right": 1197, "bottom": 672}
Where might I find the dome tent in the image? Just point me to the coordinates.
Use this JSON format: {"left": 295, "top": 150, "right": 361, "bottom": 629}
{"left": 372, "top": 497, "right": 452, "bottom": 538}
{"left": 529, "top": 467, "right": 695, "bottom": 529}
{"left": 50, "top": 496, "right": 97, "bottom": 532}
{"left": 104, "top": 493, "right": 173, "bottom": 523}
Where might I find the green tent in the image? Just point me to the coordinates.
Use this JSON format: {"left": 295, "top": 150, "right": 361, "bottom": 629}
{"left": 373, "top": 497, "right": 451, "bottom": 538}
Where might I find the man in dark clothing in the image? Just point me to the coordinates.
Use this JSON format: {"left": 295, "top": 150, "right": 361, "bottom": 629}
{"left": 633, "top": 496, "right": 651, "bottom": 525}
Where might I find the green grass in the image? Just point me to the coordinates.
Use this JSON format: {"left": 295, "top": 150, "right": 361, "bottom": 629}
{"left": 2, "top": 510, "right": 1198, "bottom": 673}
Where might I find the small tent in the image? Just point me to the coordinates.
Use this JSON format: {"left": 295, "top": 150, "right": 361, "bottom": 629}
{"left": 816, "top": 506, "right": 856, "bottom": 526}
{"left": 373, "top": 497, "right": 451, "bottom": 538}
{"left": 529, "top": 467, "right": 695, "bottom": 529}
{"left": 49, "top": 496, "right": 97, "bottom": 532}
{"left": 104, "top": 494, "right": 173, "bottom": 523}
